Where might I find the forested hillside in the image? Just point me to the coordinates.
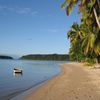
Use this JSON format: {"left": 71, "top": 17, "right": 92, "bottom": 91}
{"left": 21, "top": 54, "right": 69, "bottom": 61}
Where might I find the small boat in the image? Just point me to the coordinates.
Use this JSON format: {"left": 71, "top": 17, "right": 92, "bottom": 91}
{"left": 13, "top": 68, "right": 22, "bottom": 73}
{"left": 13, "top": 72, "right": 23, "bottom": 76}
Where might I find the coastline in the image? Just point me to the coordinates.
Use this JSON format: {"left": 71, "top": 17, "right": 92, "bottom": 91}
{"left": 11, "top": 62, "right": 100, "bottom": 100}
{"left": 10, "top": 64, "right": 62, "bottom": 100}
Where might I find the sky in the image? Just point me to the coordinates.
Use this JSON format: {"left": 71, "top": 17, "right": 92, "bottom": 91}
{"left": 0, "top": 0, "right": 81, "bottom": 57}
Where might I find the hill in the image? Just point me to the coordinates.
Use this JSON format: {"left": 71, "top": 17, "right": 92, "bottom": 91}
{"left": 20, "top": 54, "right": 69, "bottom": 61}
{"left": 0, "top": 55, "right": 13, "bottom": 59}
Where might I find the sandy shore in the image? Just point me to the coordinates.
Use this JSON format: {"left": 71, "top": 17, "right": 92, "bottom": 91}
{"left": 12, "top": 62, "right": 100, "bottom": 100}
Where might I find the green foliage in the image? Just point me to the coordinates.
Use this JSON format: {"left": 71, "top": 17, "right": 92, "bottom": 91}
{"left": 20, "top": 54, "right": 70, "bottom": 61}
{"left": 84, "top": 58, "right": 96, "bottom": 66}
{"left": 61, "top": 0, "right": 100, "bottom": 29}
{"left": 67, "top": 22, "right": 99, "bottom": 64}
{"left": 61, "top": 0, "right": 100, "bottom": 65}
{"left": 0, "top": 55, "right": 13, "bottom": 59}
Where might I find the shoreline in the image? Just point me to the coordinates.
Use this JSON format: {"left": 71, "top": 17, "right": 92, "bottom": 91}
{"left": 11, "top": 62, "right": 100, "bottom": 100}
{"left": 10, "top": 65, "right": 62, "bottom": 100}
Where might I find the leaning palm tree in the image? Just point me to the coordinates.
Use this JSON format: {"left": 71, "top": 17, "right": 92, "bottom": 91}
{"left": 61, "top": 0, "right": 100, "bottom": 29}
{"left": 81, "top": 28, "right": 95, "bottom": 55}
{"left": 62, "top": 0, "right": 100, "bottom": 64}
{"left": 80, "top": 23, "right": 100, "bottom": 62}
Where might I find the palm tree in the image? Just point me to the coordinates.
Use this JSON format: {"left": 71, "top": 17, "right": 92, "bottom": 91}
{"left": 61, "top": 0, "right": 100, "bottom": 29}
{"left": 81, "top": 28, "right": 95, "bottom": 55}
{"left": 61, "top": 0, "right": 100, "bottom": 64}
{"left": 81, "top": 24, "right": 100, "bottom": 63}
{"left": 67, "top": 23, "right": 84, "bottom": 61}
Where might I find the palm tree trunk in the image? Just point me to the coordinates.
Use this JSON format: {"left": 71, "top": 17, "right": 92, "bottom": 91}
{"left": 93, "top": 7, "right": 100, "bottom": 29}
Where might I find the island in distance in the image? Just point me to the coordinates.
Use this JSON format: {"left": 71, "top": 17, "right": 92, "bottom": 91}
{"left": 20, "top": 54, "right": 69, "bottom": 61}
{"left": 0, "top": 55, "right": 13, "bottom": 59}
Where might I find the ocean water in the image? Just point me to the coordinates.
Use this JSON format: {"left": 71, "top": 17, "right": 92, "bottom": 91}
{"left": 0, "top": 59, "right": 66, "bottom": 100}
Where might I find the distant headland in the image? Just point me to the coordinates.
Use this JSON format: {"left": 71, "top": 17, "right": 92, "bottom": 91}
{"left": 20, "top": 54, "right": 69, "bottom": 61}
{"left": 0, "top": 55, "right": 13, "bottom": 59}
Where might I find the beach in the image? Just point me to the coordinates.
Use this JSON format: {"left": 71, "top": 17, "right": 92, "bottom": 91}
{"left": 12, "top": 62, "right": 100, "bottom": 100}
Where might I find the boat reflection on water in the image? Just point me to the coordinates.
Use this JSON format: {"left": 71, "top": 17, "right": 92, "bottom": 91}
{"left": 13, "top": 68, "right": 23, "bottom": 77}
{"left": 13, "top": 72, "right": 23, "bottom": 77}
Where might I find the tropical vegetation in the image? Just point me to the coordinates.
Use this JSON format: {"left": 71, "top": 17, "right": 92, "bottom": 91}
{"left": 21, "top": 54, "right": 69, "bottom": 61}
{"left": 0, "top": 55, "right": 13, "bottom": 59}
{"left": 61, "top": 0, "right": 100, "bottom": 65}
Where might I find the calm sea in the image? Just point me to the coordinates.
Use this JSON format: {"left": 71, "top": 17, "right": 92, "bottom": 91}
{"left": 0, "top": 59, "right": 66, "bottom": 100}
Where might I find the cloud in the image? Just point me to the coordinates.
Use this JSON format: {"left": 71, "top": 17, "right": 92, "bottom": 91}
{"left": 15, "top": 7, "right": 31, "bottom": 14}
{"left": 0, "top": 5, "right": 38, "bottom": 15}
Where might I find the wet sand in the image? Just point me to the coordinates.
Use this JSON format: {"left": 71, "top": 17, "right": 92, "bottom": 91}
{"left": 12, "top": 62, "right": 100, "bottom": 100}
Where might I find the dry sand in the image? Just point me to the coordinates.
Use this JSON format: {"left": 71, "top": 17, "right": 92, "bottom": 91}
{"left": 12, "top": 62, "right": 100, "bottom": 100}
